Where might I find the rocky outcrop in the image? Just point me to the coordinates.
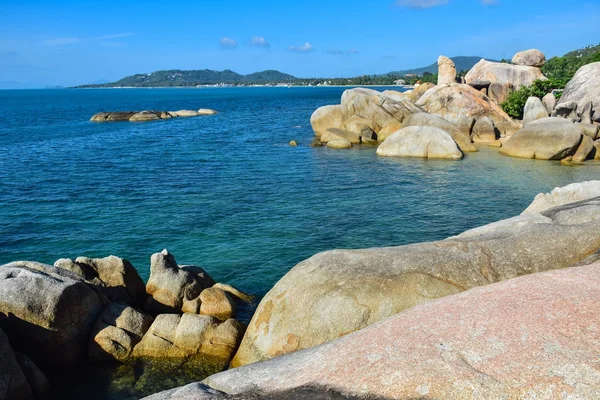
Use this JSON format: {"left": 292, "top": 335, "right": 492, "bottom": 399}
{"left": 375, "top": 121, "right": 403, "bottom": 142}
{"left": 522, "top": 181, "right": 600, "bottom": 214}
{"left": 0, "top": 328, "right": 32, "bottom": 400}
{"left": 522, "top": 96, "right": 549, "bottom": 126}
{"left": 54, "top": 255, "right": 146, "bottom": 307}
{"left": 376, "top": 126, "right": 464, "bottom": 160}
{"left": 465, "top": 59, "right": 546, "bottom": 90}
{"left": 231, "top": 195, "right": 600, "bottom": 367}
{"left": 310, "top": 105, "right": 346, "bottom": 137}
{"left": 200, "top": 288, "right": 236, "bottom": 321}
{"left": 0, "top": 262, "right": 104, "bottom": 368}
{"left": 406, "top": 82, "right": 434, "bottom": 103}
{"left": 320, "top": 128, "right": 361, "bottom": 145}
{"left": 512, "top": 49, "right": 546, "bottom": 67}
{"left": 193, "top": 262, "right": 600, "bottom": 400}
{"left": 341, "top": 115, "right": 376, "bottom": 142}
{"left": 145, "top": 250, "right": 215, "bottom": 314}
{"left": 553, "top": 101, "right": 579, "bottom": 119}
{"left": 487, "top": 82, "right": 514, "bottom": 105}
{"left": 401, "top": 112, "right": 476, "bottom": 152}
{"left": 499, "top": 117, "right": 584, "bottom": 160}
{"left": 542, "top": 92, "right": 557, "bottom": 114}
{"left": 415, "top": 84, "right": 521, "bottom": 137}
{"left": 437, "top": 55, "right": 456, "bottom": 85}
{"left": 326, "top": 138, "right": 352, "bottom": 149}
{"left": 471, "top": 116, "right": 497, "bottom": 143}
{"left": 90, "top": 109, "right": 217, "bottom": 123}
{"left": 556, "top": 62, "right": 600, "bottom": 114}
{"left": 572, "top": 135, "right": 595, "bottom": 162}
{"left": 89, "top": 303, "right": 154, "bottom": 362}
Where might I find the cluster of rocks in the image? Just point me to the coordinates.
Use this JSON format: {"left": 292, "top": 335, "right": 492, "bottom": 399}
{"left": 0, "top": 250, "right": 249, "bottom": 400}
{"left": 311, "top": 49, "right": 600, "bottom": 164}
{"left": 141, "top": 181, "right": 600, "bottom": 399}
{"left": 90, "top": 108, "right": 218, "bottom": 122}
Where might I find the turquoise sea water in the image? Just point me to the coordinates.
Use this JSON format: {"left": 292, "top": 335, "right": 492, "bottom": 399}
{"left": 1, "top": 87, "right": 599, "bottom": 398}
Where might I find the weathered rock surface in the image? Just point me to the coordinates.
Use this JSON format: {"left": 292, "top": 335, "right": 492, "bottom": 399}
{"left": 90, "top": 112, "right": 136, "bottom": 122}
{"left": 130, "top": 111, "right": 161, "bottom": 122}
{"left": 375, "top": 121, "right": 403, "bottom": 142}
{"left": 401, "top": 112, "right": 476, "bottom": 152}
{"left": 556, "top": 62, "right": 600, "bottom": 114}
{"left": 437, "top": 55, "right": 456, "bottom": 85}
{"left": 487, "top": 82, "right": 513, "bottom": 105}
{"left": 522, "top": 181, "right": 600, "bottom": 214}
{"left": 0, "top": 328, "right": 32, "bottom": 400}
{"left": 320, "top": 128, "right": 361, "bottom": 144}
{"left": 471, "top": 116, "right": 497, "bottom": 143}
{"left": 54, "top": 255, "right": 146, "bottom": 307}
{"left": 406, "top": 82, "right": 434, "bottom": 103}
{"left": 200, "top": 288, "right": 236, "bottom": 321}
{"left": 0, "top": 262, "right": 103, "bottom": 367}
{"left": 91, "top": 109, "right": 217, "bottom": 123}
{"left": 465, "top": 59, "right": 546, "bottom": 90}
{"left": 500, "top": 117, "right": 583, "bottom": 160}
{"left": 553, "top": 101, "right": 579, "bottom": 119}
{"left": 381, "top": 90, "right": 407, "bottom": 102}
{"left": 416, "top": 84, "right": 521, "bottom": 136}
{"left": 231, "top": 196, "right": 600, "bottom": 367}
{"left": 376, "top": 126, "right": 464, "bottom": 160}
{"left": 542, "top": 92, "right": 557, "bottom": 114}
{"left": 511, "top": 49, "right": 546, "bottom": 67}
{"left": 522, "top": 96, "right": 549, "bottom": 126}
{"left": 146, "top": 250, "right": 215, "bottom": 314}
{"left": 341, "top": 115, "right": 376, "bottom": 142}
{"left": 326, "top": 138, "right": 352, "bottom": 149}
{"left": 309, "top": 105, "right": 345, "bottom": 137}
{"left": 14, "top": 353, "right": 49, "bottom": 399}
{"left": 89, "top": 303, "right": 154, "bottom": 362}
{"left": 173, "top": 110, "right": 200, "bottom": 117}
{"left": 204, "top": 262, "right": 600, "bottom": 400}
{"left": 572, "top": 135, "right": 595, "bottom": 162}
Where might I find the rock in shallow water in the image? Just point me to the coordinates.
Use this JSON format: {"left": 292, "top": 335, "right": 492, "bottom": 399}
{"left": 376, "top": 125, "right": 464, "bottom": 160}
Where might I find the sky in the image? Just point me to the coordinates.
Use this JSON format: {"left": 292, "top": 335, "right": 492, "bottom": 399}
{"left": 0, "top": 0, "right": 599, "bottom": 87}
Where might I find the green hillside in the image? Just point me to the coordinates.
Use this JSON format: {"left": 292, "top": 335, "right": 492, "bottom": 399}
{"left": 542, "top": 44, "right": 600, "bottom": 86}
{"left": 387, "top": 56, "right": 495, "bottom": 76}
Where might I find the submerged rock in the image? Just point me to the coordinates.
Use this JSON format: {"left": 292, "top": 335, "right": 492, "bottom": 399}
{"left": 231, "top": 196, "right": 600, "bottom": 367}
{"left": 376, "top": 126, "right": 464, "bottom": 160}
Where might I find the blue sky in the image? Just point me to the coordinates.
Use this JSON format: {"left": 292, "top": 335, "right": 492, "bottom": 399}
{"left": 0, "top": 0, "right": 599, "bottom": 87}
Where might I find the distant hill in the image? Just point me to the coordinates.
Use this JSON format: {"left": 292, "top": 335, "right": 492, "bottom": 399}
{"left": 387, "top": 56, "right": 497, "bottom": 76}
{"left": 80, "top": 69, "right": 298, "bottom": 88}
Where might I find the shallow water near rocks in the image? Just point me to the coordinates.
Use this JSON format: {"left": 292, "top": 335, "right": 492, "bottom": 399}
{"left": 0, "top": 87, "right": 599, "bottom": 399}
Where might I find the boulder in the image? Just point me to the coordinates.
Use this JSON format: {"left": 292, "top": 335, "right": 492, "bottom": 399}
{"left": 553, "top": 101, "right": 579, "bottom": 119}
{"left": 375, "top": 121, "right": 403, "bottom": 142}
{"left": 376, "top": 126, "right": 463, "bottom": 160}
{"left": 133, "top": 314, "right": 243, "bottom": 368}
{"left": 401, "top": 112, "right": 476, "bottom": 152}
{"left": 89, "top": 303, "right": 154, "bottom": 362}
{"left": 499, "top": 118, "right": 584, "bottom": 160}
{"left": 465, "top": 59, "right": 547, "bottom": 90}
{"left": 200, "top": 288, "right": 235, "bottom": 321}
{"left": 406, "top": 82, "right": 435, "bottom": 103}
{"left": 542, "top": 92, "right": 557, "bottom": 114}
{"left": 146, "top": 250, "right": 215, "bottom": 315}
{"left": 288, "top": 140, "right": 298, "bottom": 147}
{"left": 174, "top": 110, "right": 200, "bottom": 117}
{"left": 14, "top": 353, "right": 49, "bottom": 399}
{"left": 381, "top": 90, "right": 407, "bottom": 102}
{"left": 572, "top": 135, "right": 595, "bottom": 162}
{"left": 90, "top": 112, "right": 111, "bottom": 122}
{"left": 326, "top": 138, "right": 352, "bottom": 149}
{"left": 0, "top": 262, "right": 103, "bottom": 367}
{"left": 340, "top": 115, "right": 377, "bottom": 142}
{"left": 309, "top": 105, "right": 345, "bottom": 137}
{"left": 197, "top": 109, "right": 218, "bottom": 115}
{"left": 130, "top": 111, "right": 161, "bottom": 122}
{"left": 522, "top": 181, "right": 600, "bottom": 214}
{"left": 471, "top": 116, "right": 497, "bottom": 143}
{"left": 0, "top": 328, "right": 32, "bottom": 400}
{"left": 54, "top": 255, "right": 146, "bottom": 307}
{"left": 580, "top": 101, "right": 593, "bottom": 124}
{"left": 231, "top": 196, "right": 600, "bottom": 367}
{"left": 320, "top": 128, "right": 361, "bottom": 144}
{"left": 522, "top": 96, "right": 549, "bottom": 126}
{"left": 212, "top": 283, "right": 253, "bottom": 303}
{"left": 556, "top": 62, "right": 600, "bottom": 114}
{"left": 106, "top": 112, "right": 136, "bottom": 122}
{"left": 207, "top": 263, "right": 600, "bottom": 400}
{"left": 487, "top": 82, "right": 513, "bottom": 105}
{"left": 416, "top": 84, "right": 521, "bottom": 136}
{"left": 511, "top": 49, "right": 546, "bottom": 67}
{"left": 437, "top": 55, "right": 456, "bottom": 85}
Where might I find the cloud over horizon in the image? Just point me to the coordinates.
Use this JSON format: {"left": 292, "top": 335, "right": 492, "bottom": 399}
{"left": 288, "top": 42, "right": 314, "bottom": 53}
{"left": 219, "top": 37, "right": 238, "bottom": 49}
{"left": 250, "top": 36, "right": 270, "bottom": 48}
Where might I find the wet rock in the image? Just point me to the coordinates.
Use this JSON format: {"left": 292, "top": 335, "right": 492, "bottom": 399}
{"left": 320, "top": 128, "right": 361, "bottom": 144}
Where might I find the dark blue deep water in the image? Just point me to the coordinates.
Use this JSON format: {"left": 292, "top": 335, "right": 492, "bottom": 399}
{"left": 1, "top": 87, "right": 599, "bottom": 399}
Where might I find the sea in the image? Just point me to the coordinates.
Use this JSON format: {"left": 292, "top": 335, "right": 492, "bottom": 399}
{"left": 0, "top": 86, "right": 598, "bottom": 399}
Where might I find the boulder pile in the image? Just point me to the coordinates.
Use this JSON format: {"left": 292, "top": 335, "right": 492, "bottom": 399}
{"left": 0, "top": 250, "right": 249, "bottom": 399}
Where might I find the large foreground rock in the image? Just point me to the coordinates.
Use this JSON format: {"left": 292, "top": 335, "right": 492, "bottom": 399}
{"left": 0, "top": 328, "right": 32, "bottom": 400}
{"left": 196, "top": 262, "right": 600, "bottom": 400}
{"left": 556, "top": 62, "right": 600, "bottom": 114}
{"left": 522, "top": 181, "right": 600, "bottom": 214}
{"left": 231, "top": 196, "right": 600, "bottom": 367}
{"left": 416, "top": 84, "right": 521, "bottom": 136}
{"left": 0, "top": 262, "right": 104, "bottom": 367}
{"left": 499, "top": 117, "right": 583, "bottom": 160}
{"left": 376, "top": 126, "right": 463, "bottom": 160}
{"left": 465, "top": 59, "right": 546, "bottom": 90}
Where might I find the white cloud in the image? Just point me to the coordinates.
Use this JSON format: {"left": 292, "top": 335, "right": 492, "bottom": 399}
{"left": 219, "top": 37, "right": 238, "bottom": 49}
{"left": 97, "top": 33, "right": 134, "bottom": 40}
{"left": 394, "top": 0, "right": 448, "bottom": 8}
{"left": 289, "top": 42, "right": 314, "bottom": 53}
{"left": 43, "top": 37, "right": 80, "bottom": 46}
{"left": 250, "top": 36, "right": 270, "bottom": 48}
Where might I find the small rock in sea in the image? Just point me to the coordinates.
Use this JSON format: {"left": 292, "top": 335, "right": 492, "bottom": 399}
{"left": 326, "top": 138, "right": 352, "bottom": 149}
{"left": 198, "top": 109, "right": 218, "bottom": 115}
{"left": 288, "top": 140, "right": 298, "bottom": 147}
